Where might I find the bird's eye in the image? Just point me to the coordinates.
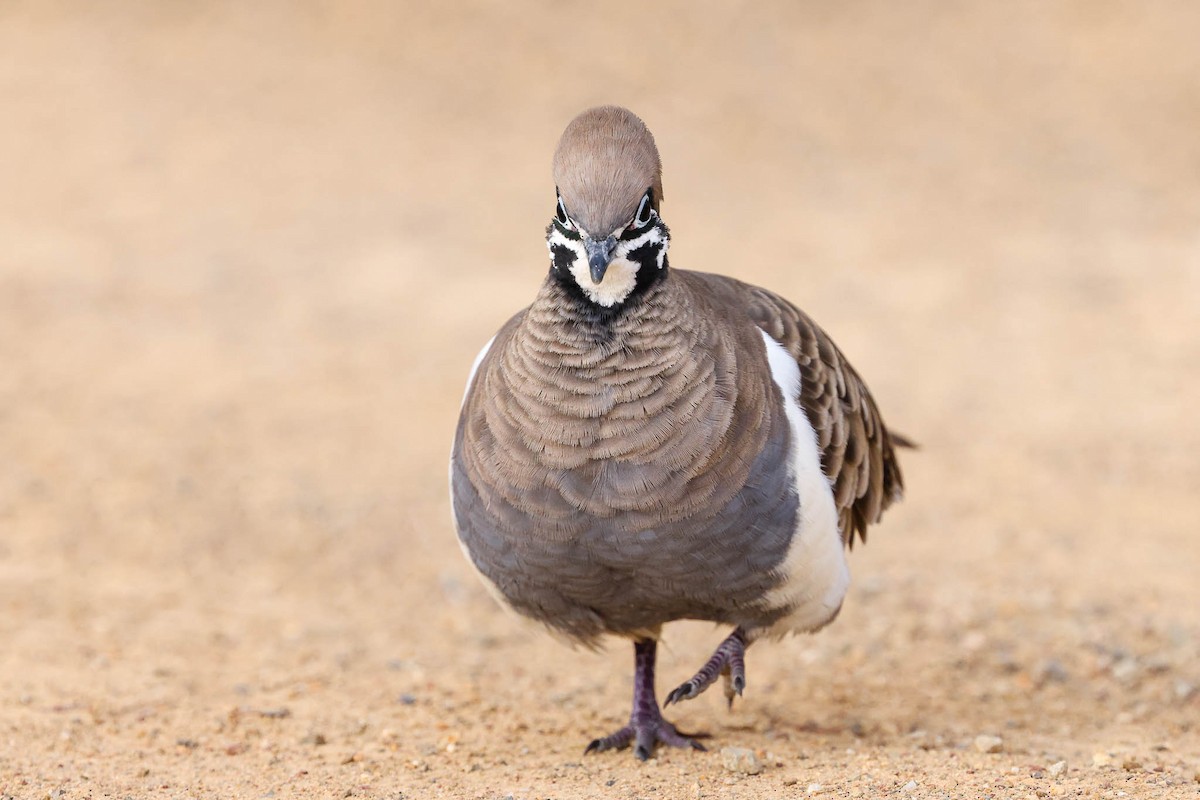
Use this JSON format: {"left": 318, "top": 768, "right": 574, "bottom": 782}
{"left": 633, "top": 190, "right": 654, "bottom": 227}
{"left": 555, "top": 194, "right": 572, "bottom": 227}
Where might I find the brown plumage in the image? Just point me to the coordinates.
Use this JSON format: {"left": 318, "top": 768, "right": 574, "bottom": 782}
{"left": 553, "top": 105, "right": 664, "bottom": 236}
{"left": 451, "top": 106, "right": 908, "bottom": 760}
{"left": 711, "top": 276, "right": 906, "bottom": 547}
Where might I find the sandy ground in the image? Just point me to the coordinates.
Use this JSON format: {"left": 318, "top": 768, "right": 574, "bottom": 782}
{"left": 2, "top": 2, "right": 1199, "bottom": 798}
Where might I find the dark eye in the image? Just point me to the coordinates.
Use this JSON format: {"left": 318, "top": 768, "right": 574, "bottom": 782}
{"left": 555, "top": 193, "right": 571, "bottom": 226}
{"left": 633, "top": 190, "right": 654, "bottom": 227}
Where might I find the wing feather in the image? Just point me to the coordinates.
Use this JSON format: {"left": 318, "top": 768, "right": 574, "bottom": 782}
{"left": 682, "top": 271, "right": 906, "bottom": 547}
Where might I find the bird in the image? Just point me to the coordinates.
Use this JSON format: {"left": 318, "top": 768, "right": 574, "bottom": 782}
{"left": 450, "top": 105, "right": 908, "bottom": 761}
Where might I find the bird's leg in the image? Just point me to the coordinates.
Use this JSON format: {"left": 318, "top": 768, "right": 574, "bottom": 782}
{"left": 585, "top": 638, "right": 706, "bottom": 760}
{"left": 664, "top": 627, "right": 748, "bottom": 708}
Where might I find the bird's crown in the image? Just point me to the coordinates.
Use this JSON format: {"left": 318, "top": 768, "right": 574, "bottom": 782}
{"left": 552, "top": 106, "right": 663, "bottom": 238}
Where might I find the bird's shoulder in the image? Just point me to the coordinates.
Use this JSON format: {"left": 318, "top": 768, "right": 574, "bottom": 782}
{"left": 461, "top": 307, "right": 527, "bottom": 401}
{"left": 674, "top": 269, "right": 906, "bottom": 547}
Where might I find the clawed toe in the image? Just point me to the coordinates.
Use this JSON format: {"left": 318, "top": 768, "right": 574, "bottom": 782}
{"left": 665, "top": 628, "right": 748, "bottom": 707}
{"left": 586, "top": 720, "right": 706, "bottom": 761}
{"left": 722, "top": 669, "right": 746, "bottom": 707}
{"left": 664, "top": 680, "right": 698, "bottom": 707}
{"left": 585, "top": 638, "right": 709, "bottom": 760}
{"left": 585, "top": 726, "right": 634, "bottom": 755}
{"left": 650, "top": 722, "right": 707, "bottom": 758}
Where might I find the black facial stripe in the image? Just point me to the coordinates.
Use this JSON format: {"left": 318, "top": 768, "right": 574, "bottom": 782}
{"left": 550, "top": 242, "right": 577, "bottom": 272}
{"left": 547, "top": 219, "right": 582, "bottom": 241}
{"left": 619, "top": 215, "right": 662, "bottom": 241}
{"left": 550, "top": 250, "right": 670, "bottom": 328}
{"left": 627, "top": 249, "right": 668, "bottom": 300}
{"left": 625, "top": 240, "right": 662, "bottom": 272}
{"left": 618, "top": 221, "right": 646, "bottom": 241}
{"left": 545, "top": 215, "right": 670, "bottom": 326}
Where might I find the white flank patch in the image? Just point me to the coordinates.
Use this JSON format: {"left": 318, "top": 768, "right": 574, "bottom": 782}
{"left": 460, "top": 335, "right": 495, "bottom": 407}
{"left": 450, "top": 334, "right": 517, "bottom": 612}
{"left": 758, "top": 331, "right": 850, "bottom": 635}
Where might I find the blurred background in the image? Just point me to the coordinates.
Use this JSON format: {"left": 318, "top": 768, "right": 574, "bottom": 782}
{"left": 1, "top": 2, "right": 1198, "bottom": 796}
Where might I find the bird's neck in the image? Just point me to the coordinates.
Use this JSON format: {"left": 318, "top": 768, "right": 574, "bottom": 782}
{"left": 546, "top": 259, "right": 670, "bottom": 331}
{"left": 538, "top": 267, "right": 672, "bottom": 344}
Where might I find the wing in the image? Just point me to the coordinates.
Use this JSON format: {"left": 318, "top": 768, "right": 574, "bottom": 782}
{"left": 683, "top": 271, "right": 907, "bottom": 547}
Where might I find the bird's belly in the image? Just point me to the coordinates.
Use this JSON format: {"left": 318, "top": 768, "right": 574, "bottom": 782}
{"left": 450, "top": 330, "right": 849, "bottom": 642}
{"left": 451, "top": 393, "right": 819, "bottom": 641}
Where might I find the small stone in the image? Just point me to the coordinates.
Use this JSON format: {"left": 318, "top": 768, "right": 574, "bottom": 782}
{"left": 1143, "top": 655, "right": 1171, "bottom": 674}
{"left": 1048, "top": 760, "right": 1067, "bottom": 777}
{"left": 902, "top": 780, "right": 918, "bottom": 792}
{"left": 721, "top": 746, "right": 763, "bottom": 775}
{"left": 806, "top": 783, "right": 824, "bottom": 793}
{"left": 1173, "top": 680, "right": 1195, "bottom": 701}
{"left": 1034, "top": 659, "right": 1069, "bottom": 684}
{"left": 398, "top": 693, "right": 417, "bottom": 706}
{"left": 974, "top": 735, "right": 1003, "bottom": 753}
{"left": 1092, "top": 752, "right": 1113, "bottom": 768}
{"left": 1111, "top": 658, "right": 1139, "bottom": 683}
{"left": 963, "top": 631, "right": 987, "bottom": 651}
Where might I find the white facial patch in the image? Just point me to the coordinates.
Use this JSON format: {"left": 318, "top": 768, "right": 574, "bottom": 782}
{"left": 567, "top": 254, "right": 638, "bottom": 307}
{"left": 547, "top": 222, "right": 669, "bottom": 307}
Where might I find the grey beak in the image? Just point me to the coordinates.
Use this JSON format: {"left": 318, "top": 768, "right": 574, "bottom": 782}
{"left": 585, "top": 236, "right": 617, "bottom": 283}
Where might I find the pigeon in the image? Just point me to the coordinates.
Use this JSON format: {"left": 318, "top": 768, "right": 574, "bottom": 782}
{"left": 451, "top": 105, "right": 907, "bottom": 760}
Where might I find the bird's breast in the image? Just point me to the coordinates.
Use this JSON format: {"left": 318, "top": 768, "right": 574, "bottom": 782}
{"left": 450, "top": 296, "right": 806, "bottom": 638}
{"left": 467, "top": 322, "right": 772, "bottom": 531}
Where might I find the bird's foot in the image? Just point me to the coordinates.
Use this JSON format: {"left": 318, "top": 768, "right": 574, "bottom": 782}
{"left": 585, "top": 714, "right": 706, "bottom": 761}
{"left": 665, "top": 628, "right": 748, "bottom": 708}
{"left": 584, "top": 638, "right": 707, "bottom": 760}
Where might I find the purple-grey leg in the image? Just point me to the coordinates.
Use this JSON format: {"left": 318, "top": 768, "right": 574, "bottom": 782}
{"left": 664, "top": 628, "right": 748, "bottom": 708}
{"left": 585, "top": 638, "right": 706, "bottom": 761}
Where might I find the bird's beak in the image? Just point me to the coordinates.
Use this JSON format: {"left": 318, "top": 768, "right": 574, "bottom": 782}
{"left": 585, "top": 236, "right": 617, "bottom": 283}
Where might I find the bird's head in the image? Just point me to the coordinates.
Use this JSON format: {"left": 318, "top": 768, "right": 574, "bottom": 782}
{"left": 546, "top": 106, "right": 671, "bottom": 309}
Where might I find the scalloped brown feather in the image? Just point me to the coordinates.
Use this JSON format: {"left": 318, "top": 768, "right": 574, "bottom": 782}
{"left": 677, "top": 271, "right": 906, "bottom": 548}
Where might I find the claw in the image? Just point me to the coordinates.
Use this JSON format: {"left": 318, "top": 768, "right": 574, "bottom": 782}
{"left": 585, "top": 726, "right": 634, "bottom": 755}
{"left": 722, "top": 670, "right": 746, "bottom": 708}
{"left": 669, "top": 628, "right": 749, "bottom": 707}
{"left": 663, "top": 681, "right": 696, "bottom": 707}
{"left": 585, "top": 717, "right": 706, "bottom": 759}
{"left": 585, "top": 638, "right": 707, "bottom": 759}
